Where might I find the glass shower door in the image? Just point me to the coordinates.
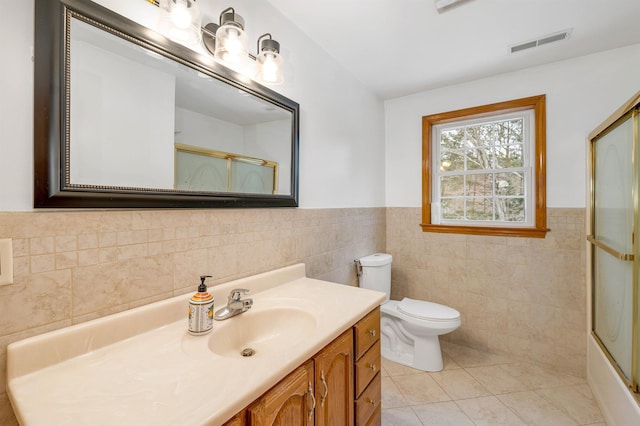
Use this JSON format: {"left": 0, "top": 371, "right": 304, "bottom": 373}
{"left": 591, "top": 112, "right": 635, "bottom": 382}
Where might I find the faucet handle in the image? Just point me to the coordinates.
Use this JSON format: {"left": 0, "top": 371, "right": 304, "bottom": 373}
{"left": 229, "top": 288, "right": 250, "bottom": 300}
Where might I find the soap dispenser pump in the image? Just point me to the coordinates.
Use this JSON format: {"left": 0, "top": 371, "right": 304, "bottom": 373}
{"left": 188, "top": 275, "right": 214, "bottom": 335}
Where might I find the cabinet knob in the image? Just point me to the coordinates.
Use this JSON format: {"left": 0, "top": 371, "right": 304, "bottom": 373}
{"left": 369, "top": 399, "right": 377, "bottom": 405}
{"left": 368, "top": 329, "right": 376, "bottom": 337}
{"left": 368, "top": 363, "right": 377, "bottom": 371}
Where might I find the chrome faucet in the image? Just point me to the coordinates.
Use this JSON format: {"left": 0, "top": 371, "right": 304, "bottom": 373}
{"left": 214, "top": 288, "right": 253, "bottom": 321}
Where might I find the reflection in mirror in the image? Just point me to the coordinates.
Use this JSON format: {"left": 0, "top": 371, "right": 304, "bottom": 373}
{"left": 69, "top": 17, "right": 291, "bottom": 194}
{"left": 34, "top": 0, "right": 299, "bottom": 208}
{"left": 174, "top": 144, "right": 278, "bottom": 194}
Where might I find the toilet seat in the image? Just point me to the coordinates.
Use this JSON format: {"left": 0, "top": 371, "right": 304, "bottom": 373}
{"left": 396, "top": 298, "right": 460, "bottom": 322}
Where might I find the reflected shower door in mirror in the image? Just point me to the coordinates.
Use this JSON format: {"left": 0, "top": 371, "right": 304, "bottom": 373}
{"left": 34, "top": 0, "right": 299, "bottom": 208}
{"left": 174, "top": 144, "right": 278, "bottom": 194}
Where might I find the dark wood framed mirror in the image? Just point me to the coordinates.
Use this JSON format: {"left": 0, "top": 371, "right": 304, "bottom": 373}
{"left": 34, "top": 0, "right": 299, "bottom": 208}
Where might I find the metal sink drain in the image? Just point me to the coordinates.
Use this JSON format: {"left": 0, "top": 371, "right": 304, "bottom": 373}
{"left": 241, "top": 347, "right": 256, "bottom": 357}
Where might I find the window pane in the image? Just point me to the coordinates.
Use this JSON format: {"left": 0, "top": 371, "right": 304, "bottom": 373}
{"left": 441, "top": 128, "right": 465, "bottom": 150}
{"left": 466, "top": 197, "right": 493, "bottom": 221}
{"left": 495, "top": 197, "right": 525, "bottom": 222}
{"left": 441, "top": 198, "right": 464, "bottom": 220}
{"left": 466, "top": 148, "right": 492, "bottom": 170}
{"left": 495, "top": 172, "right": 524, "bottom": 196}
{"left": 440, "top": 175, "right": 463, "bottom": 197}
{"left": 465, "top": 123, "right": 495, "bottom": 148}
{"left": 495, "top": 144, "right": 523, "bottom": 168}
{"left": 496, "top": 119, "right": 523, "bottom": 145}
{"left": 440, "top": 151, "right": 464, "bottom": 171}
{"left": 466, "top": 173, "right": 493, "bottom": 197}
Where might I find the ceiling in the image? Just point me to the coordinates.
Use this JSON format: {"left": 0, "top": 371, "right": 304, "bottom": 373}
{"left": 265, "top": 0, "right": 640, "bottom": 100}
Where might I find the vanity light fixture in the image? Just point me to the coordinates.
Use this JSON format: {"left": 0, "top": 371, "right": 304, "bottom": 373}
{"left": 148, "top": 1, "right": 285, "bottom": 85}
{"left": 202, "top": 9, "right": 285, "bottom": 85}
{"left": 157, "top": 0, "right": 202, "bottom": 47}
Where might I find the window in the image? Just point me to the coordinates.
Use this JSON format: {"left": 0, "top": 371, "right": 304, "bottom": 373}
{"left": 421, "top": 95, "right": 548, "bottom": 238}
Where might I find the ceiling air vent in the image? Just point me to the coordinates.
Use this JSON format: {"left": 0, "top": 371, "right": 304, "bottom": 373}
{"left": 510, "top": 29, "right": 572, "bottom": 53}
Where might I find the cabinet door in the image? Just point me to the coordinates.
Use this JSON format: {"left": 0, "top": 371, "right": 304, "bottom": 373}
{"left": 314, "top": 330, "right": 354, "bottom": 426}
{"left": 248, "top": 361, "right": 315, "bottom": 426}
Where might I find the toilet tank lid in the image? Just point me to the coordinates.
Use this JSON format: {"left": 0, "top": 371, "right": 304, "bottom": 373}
{"left": 398, "top": 297, "right": 460, "bottom": 321}
{"left": 358, "top": 253, "right": 392, "bottom": 266}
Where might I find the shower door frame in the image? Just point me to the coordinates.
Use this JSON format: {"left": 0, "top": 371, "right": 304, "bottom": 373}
{"left": 588, "top": 92, "right": 640, "bottom": 399}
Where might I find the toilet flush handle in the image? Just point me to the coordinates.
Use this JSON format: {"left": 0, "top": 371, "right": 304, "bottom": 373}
{"left": 354, "top": 259, "right": 363, "bottom": 277}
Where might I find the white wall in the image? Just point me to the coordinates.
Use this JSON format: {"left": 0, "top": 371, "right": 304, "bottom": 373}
{"left": 0, "top": 1, "right": 34, "bottom": 211}
{"left": 175, "top": 107, "right": 244, "bottom": 152}
{"left": 0, "top": 0, "right": 386, "bottom": 211}
{"left": 245, "top": 119, "right": 292, "bottom": 195}
{"left": 71, "top": 37, "right": 175, "bottom": 189}
{"left": 385, "top": 43, "right": 640, "bottom": 208}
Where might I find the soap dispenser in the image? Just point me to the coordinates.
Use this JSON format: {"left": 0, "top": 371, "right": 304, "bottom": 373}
{"left": 188, "top": 275, "right": 214, "bottom": 335}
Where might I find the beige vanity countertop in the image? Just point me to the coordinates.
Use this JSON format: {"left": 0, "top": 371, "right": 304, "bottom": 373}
{"left": 7, "top": 264, "right": 385, "bottom": 426}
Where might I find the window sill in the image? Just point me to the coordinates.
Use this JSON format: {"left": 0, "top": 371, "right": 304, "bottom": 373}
{"left": 420, "top": 223, "right": 550, "bottom": 238}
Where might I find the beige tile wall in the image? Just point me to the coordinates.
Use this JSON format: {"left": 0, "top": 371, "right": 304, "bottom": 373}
{"left": 0, "top": 207, "right": 588, "bottom": 422}
{"left": 0, "top": 207, "right": 386, "bottom": 423}
{"left": 386, "top": 207, "right": 586, "bottom": 378}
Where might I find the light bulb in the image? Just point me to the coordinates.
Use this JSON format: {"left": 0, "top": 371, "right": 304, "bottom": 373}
{"left": 158, "top": 0, "right": 201, "bottom": 47}
{"left": 171, "top": 1, "right": 191, "bottom": 29}
{"left": 260, "top": 54, "right": 279, "bottom": 83}
{"left": 225, "top": 30, "right": 242, "bottom": 57}
{"left": 216, "top": 27, "right": 247, "bottom": 64}
{"left": 256, "top": 50, "right": 283, "bottom": 85}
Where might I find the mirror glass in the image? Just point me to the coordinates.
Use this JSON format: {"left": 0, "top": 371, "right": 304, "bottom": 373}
{"left": 34, "top": 0, "right": 299, "bottom": 208}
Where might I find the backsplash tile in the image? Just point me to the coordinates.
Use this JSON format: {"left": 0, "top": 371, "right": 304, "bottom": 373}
{"left": 0, "top": 207, "right": 385, "bottom": 421}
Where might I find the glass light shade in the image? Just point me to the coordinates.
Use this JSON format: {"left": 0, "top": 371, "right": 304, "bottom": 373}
{"left": 158, "top": 0, "right": 202, "bottom": 47}
{"left": 255, "top": 51, "right": 284, "bottom": 85}
{"left": 214, "top": 23, "right": 249, "bottom": 65}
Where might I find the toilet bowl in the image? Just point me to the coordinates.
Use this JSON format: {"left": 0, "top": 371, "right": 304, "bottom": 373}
{"left": 356, "top": 253, "right": 461, "bottom": 372}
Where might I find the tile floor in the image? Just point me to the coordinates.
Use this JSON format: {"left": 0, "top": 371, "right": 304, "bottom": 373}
{"left": 381, "top": 341, "right": 606, "bottom": 425}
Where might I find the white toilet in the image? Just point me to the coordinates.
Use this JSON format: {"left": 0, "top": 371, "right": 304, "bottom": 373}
{"left": 356, "top": 253, "right": 461, "bottom": 372}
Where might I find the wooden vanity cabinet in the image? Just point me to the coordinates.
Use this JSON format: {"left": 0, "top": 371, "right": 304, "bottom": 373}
{"left": 247, "top": 361, "right": 315, "bottom": 426}
{"left": 353, "top": 308, "right": 381, "bottom": 426}
{"left": 228, "top": 307, "right": 381, "bottom": 426}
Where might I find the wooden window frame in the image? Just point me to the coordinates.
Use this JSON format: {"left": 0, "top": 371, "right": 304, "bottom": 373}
{"left": 421, "top": 95, "right": 549, "bottom": 238}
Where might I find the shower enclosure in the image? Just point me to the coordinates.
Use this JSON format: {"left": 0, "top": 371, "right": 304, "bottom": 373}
{"left": 589, "top": 92, "right": 640, "bottom": 400}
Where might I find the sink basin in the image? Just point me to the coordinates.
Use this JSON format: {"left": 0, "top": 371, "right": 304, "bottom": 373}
{"left": 208, "top": 307, "right": 317, "bottom": 357}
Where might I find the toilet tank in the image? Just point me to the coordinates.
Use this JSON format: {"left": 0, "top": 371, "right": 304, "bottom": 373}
{"left": 357, "top": 253, "right": 392, "bottom": 301}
